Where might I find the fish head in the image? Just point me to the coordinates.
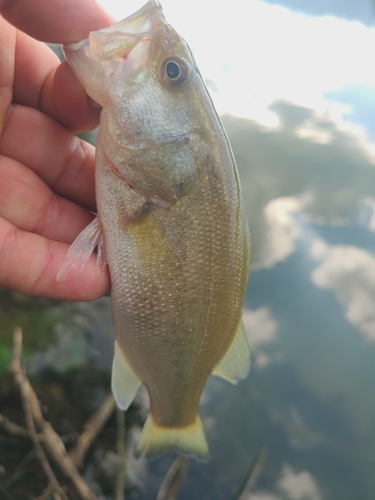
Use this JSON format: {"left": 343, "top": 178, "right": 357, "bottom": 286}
{"left": 63, "top": 1, "right": 212, "bottom": 208}
{"left": 63, "top": 0, "right": 207, "bottom": 142}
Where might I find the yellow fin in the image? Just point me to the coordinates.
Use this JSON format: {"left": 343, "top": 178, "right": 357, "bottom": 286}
{"left": 212, "top": 319, "right": 251, "bottom": 384}
{"left": 135, "top": 415, "right": 209, "bottom": 460}
{"left": 111, "top": 341, "right": 141, "bottom": 410}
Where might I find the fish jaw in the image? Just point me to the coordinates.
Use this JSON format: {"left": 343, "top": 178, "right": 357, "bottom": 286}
{"left": 62, "top": 37, "right": 106, "bottom": 106}
{"left": 63, "top": 0, "right": 200, "bottom": 145}
{"left": 62, "top": 0, "right": 165, "bottom": 107}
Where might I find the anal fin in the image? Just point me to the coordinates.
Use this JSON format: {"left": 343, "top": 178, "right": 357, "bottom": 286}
{"left": 212, "top": 319, "right": 251, "bottom": 384}
{"left": 112, "top": 341, "right": 141, "bottom": 410}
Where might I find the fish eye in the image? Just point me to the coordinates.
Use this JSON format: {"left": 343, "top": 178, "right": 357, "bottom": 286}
{"left": 162, "top": 57, "right": 189, "bottom": 87}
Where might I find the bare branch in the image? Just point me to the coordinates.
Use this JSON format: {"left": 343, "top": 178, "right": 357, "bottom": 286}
{"left": 9, "top": 327, "right": 98, "bottom": 500}
{"left": 2, "top": 449, "right": 36, "bottom": 490}
{"left": 235, "top": 446, "right": 267, "bottom": 500}
{"left": 69, "top": 394, "right": 116, "bottom": 467}
{"left": 10, "top": 327, "right": 68, "bottom": 500}
{"left": 156, "top": 456, "right": 189, "bottom": 500}
{"left": 0, "top": 482, "right": 16, "bottom": 500}
{"left": 115, "top": 409, "right": 126, "bottom": 500}
{"left": 0, "top": 413, "right": 30, "bottom": 439}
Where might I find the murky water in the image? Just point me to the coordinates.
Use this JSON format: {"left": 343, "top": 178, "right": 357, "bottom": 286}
{"left": 3, "top": 105, "right": 375, "bottom": 498}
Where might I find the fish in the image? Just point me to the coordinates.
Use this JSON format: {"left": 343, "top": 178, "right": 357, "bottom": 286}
{"left": 58, "top": 0, "right": 251, "bottom": 459}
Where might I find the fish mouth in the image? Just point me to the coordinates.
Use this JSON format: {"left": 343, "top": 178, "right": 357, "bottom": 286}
{"left": 104, "top": 0, "right": 163, "bottom": 36}
{"left": 62, "top": 1, "right": 167, "bottom": 103}
{"left": 88, "top": 0, "right": 164, "bottom": 63}
{"left": 65, "top": 1, "right": 164, "bottom": 68}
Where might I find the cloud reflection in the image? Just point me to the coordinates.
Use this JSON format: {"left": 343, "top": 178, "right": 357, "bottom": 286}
{"left": 243, "top": 307, "right": 278, "bottom": 368}
{"left": 249, "top": 465, "right": 322, "bottom": 500}
{"left": 311, "top": 240, "right": 375, "bottom": 340}
{"left": 277, "top": 465, "right": 322, "bottom": 500}
{"left": 253, "top": 197, "right": 302, "bottom": 270}
{"left": 223, "top": 100, "right": 375, "bottom": 269}
{"left": 250, "top": 493, "right": 281, "bottom": 500}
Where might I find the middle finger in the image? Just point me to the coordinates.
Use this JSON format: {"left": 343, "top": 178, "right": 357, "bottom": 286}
{"left": 0, "top": 154, "right": 94, "bottom": 243}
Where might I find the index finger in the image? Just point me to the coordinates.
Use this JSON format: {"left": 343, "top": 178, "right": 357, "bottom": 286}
{"left": 0, "top": 0, "right": 114, "bottom": 133}
{"left": 0, "top": 0, "right": 114, "bottom": 43}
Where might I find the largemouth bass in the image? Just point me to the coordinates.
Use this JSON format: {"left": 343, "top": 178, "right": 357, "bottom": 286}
{"left": 59, "top": 0, "right": 250, "bottom": 459}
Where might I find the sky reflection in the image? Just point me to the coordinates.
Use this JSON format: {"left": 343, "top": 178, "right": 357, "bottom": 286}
{"left": 89, "top": 1, "right": 375, "bottom": 498}
{"left": 98, "top": 0, "right": 375, "bottom": 139}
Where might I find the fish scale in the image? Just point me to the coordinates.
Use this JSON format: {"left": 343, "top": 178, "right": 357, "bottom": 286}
{"left": 59, "top": 0, "right": 251, "bottom": 458}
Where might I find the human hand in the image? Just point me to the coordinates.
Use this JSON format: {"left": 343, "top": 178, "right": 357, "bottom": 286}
{"left": 0, "top": 0, "right": 113, "bottom": 301}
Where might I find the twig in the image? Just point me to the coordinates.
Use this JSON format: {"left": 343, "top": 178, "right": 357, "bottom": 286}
{"left": 9, "top": 327, "right": 97, "bottom": 500}
{"left": 34, "top": 483, "right": 54, "bottom": 500}
{"left": 69, "top": 394, "right": 116, "bottom": 467}
{"left": 156, "top": 456, "right": 189, "bottom": 500}
{"left": 10, "top": 327, "right": 67, "bottom": 500}
{"left": 34, "top": 483, "right": 66, "bottom": 500}
{"left": 0, "top": 414, "right": 75, "bottom": 447}
{"left": 235, "top": 446, "right": 267, "bottom": 500}
{"left": 2, "top": 449, "right": 36, "bottom": 490}
{"left": 0, "top": 413, "right": 30, "bottom": 439}
{"left": 0, "top": 482, "right": 16, "bottom": 500}
{"left": 115, "top": 409, "right": 126, "bottom": 500}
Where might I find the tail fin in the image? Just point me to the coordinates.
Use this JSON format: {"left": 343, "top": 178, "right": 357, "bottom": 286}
{"left": 135, "top": 415, "right": 209, "bottom": 460}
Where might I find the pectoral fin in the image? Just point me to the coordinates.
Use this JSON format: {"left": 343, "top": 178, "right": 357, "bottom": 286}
{"left": 56, "top": 216, "right": 106, "bottom": 281}
{"left": 212, "top": 319, "right": 251, "bottom": 384}
{"left": 112, "top": 341, "right": 141, "bottom": 410}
